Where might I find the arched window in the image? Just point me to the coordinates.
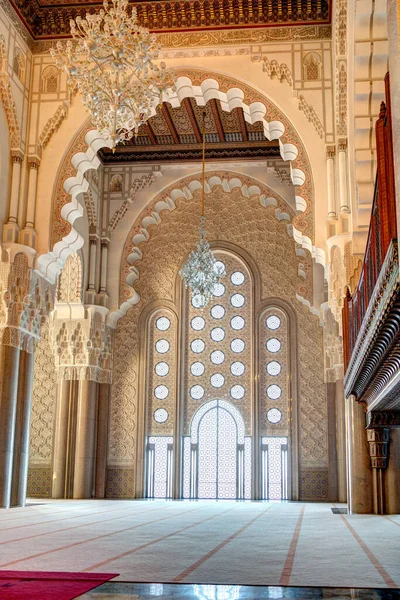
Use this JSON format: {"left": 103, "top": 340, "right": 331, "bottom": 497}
{"left": 145, "top": 309, "right": 178, "bottom": 499}
{"left": 42, "top": 66, "right": 59, "bottom": 93}
{"left": 13, "top": 47, "right": 25, "bottom": 83}
{"left": 259, "top": 306, "right": 290, "bottom": 499}
{"left": 303, "top": 52, "right": 322, "bottom": 81}
{"left": 109, "top": 174, "right": 123, "bottom": 193}
{"left": 143, "top": 249, "right": 294, "bottom": 500}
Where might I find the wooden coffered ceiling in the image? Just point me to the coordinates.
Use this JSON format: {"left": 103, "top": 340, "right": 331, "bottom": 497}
{"left": 98, "top": 98, "right": 281, "bottom": 164}
{"left": 10, "top": 0, "right": 331, "bottom": 41}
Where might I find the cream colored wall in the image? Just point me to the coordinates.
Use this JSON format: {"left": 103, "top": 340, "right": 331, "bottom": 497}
{"left": 0, "top": 105, "right": 10, "bottom": 238}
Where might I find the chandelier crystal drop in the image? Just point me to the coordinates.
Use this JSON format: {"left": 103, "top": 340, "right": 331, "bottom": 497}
{"left": 180, "top": 113, "right": 224, "bottom": 309}
{"left": 180, "top": 217, "right": 225, "bottom": 309}
{"left": 50, "top": 0, "right": 174, "bottom": 148}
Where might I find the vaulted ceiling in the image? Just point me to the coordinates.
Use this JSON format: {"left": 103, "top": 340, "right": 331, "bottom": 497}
{"left": 10, "top": 0, "right": 331, "bottom": 40}
{"left": 98, "top": 98, "right": 281, "bottom": 164}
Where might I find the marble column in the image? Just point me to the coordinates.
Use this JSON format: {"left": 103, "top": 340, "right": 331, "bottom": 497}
{"left": 385, "top": 428, "right": 400, "bottom": 514}
{"left": 338, "top": 139, "right": 350, "bottom": 213}
{"left": 3, "top": 152, "right": 23, "bottom": 243}
{"left": 0, "top": 344, "right": 21, "bottom": 508}
{"left": 73, "top": 379, "right": 98, "bottom": 499}
{"left": 97, "top": 238, "right": 109, "bottom": 307}
{"left": 336, "top": 380, "right": 347, "bottom": 502}
{"left": 326, "top": 146, "right": 337, "bottom": 219}
{"left": 95, "top": 382, "right": 110, "bottom": 498}
{"left": 19, "top": 158, "right": 39, "bottom": 248}
{"left": 367, "top": 428, "right": 389, "bottom": 514}
{"left": 52, "top": 380, "right": 71, "bottom": 498}
{"left": 85, "top": 235, "right": 98, "bottom": 304}
{"left": 10, "top": 349, "right": 34, "bottom": 507}
{"left": 346, "top": 397, "right": 373, "bottom": 514}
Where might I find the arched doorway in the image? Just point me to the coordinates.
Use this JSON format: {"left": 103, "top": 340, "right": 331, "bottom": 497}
{"left": 184, "top": 399, "right": 247, "bottom": 500}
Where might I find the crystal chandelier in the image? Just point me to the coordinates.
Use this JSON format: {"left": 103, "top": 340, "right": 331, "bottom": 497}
{"left": 50, "top": 0, "right": 174, "bottom": 148}
{"left": 180, "top": 114, "right": 224, "bottom": 309}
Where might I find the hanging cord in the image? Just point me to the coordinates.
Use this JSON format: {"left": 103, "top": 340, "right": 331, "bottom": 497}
{"left": 201, "top": 110, "right": 206, "bottom": 219}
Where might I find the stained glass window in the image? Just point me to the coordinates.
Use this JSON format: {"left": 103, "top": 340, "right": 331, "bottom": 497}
{"left": 266, "top": 338, "right": 281, "bottom": 353}
{"left": 231, "top": 271, "right": 245, "bottom": 286}
{"left": 154, "top": 385, "right": 169, "bottom": 400}
{"left": 191, "top": 316, "right": 206, "bottom": 331}
{"left": 231, "top": 293, "right": 245, "bottom": 307}
{"left": 210, "top": 373, "right": 225, "bottom": 388}
{"left": 230, "top": 361, "right": 245, "bottom": 376}
{"left": 155, "top": 362, "right": 169, "bottom": 376}
{"left": 156, "top": 316, "right": 171, "bottom": 331}
{"left": 230, "top": 316, "right": 245, "bottom": 330}
{"left": 210, "top": 350, "right": 225, "bottom": 365}
{"left": 213, "top": 283, "right": 226, "bottom": 297}
{"left": 211, "top": 305, "right": 225, "bottom": 319}
{"left": 156, "top": 339, "right": 170, "bottom": 353}
{"left": 210, "top": 327, "right": 225, "bottom": 342}
{"left": 191, "top": 338, "right": 205, "bottom": 353}
{"left": 191, "top": 361, "right": 205, "bottom": 376}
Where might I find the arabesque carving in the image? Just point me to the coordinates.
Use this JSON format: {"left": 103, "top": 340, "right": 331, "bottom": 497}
{"left": 37, "top": 101, "right": 69, "bottom": 152}
{"left": 52, "top": 253, "right": 113, "bottom": 383}
{"left": 261, "top": 57, "right": 293, "bottom": 85}
{"left": 298, "top": 95, "right": 324, "bottom": 138}
{"left": 0, "top": 36, "right": 21, "bottom": 149}
{"left": 0, "top": 250, "right": 54, "bottom": 352}
{"left": 110, "top": 182, "right": 327, "bottom": 474}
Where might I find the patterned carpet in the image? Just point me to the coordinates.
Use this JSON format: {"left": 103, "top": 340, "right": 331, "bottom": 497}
{"left": 0, "top": 500, "right": 399, "bottom": 588}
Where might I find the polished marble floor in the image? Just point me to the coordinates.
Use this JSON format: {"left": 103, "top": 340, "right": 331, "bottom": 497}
{"left": 78, "top": 582, "right": 400, "bottom": 599}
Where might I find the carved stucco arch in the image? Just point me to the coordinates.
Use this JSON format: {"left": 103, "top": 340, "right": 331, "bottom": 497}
{"left": 39, "top": 69, "right": 321, "bottom": 286}
{"left": 109, "top": 171, "right": 316, "bottom": 326}
{"left": 0, "top": 35, "right": 21, "bottom": 150}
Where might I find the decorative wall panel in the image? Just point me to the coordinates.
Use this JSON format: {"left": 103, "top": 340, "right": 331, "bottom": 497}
{"left": 110, "top": 182, "right": 328, "bottom": 498}
{"left": 27, "top": 322, "right": 57, "bottom": 497}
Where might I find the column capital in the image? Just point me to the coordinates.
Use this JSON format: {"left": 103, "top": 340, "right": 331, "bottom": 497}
{"left": 338, "top": 138, "right": 347, "bottom": 152}
{"left": 11, "top": 150, "right": 24, "bottom": 164}
{"left": 326, "top": 145, "right": 336, "bottom": 159}
{"left": 27, "top": 156, "right": 40, "bottom": 170}
{"left": 367, "top": 428, "right": 390, "bottom": 469}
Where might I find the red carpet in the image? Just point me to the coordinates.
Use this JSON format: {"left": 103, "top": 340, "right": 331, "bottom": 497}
{"left": 0, "top": 570, "right": 118, "bottom": 599}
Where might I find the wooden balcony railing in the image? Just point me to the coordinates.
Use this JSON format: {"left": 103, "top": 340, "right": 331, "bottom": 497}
{"left": 343, "top": 73, "right": 397, "bottom": 371}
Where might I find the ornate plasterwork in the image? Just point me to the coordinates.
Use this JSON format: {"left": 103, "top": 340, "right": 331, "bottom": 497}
{"left": 109, "top": 174, "right": 155, "bottom": 232}
{"left": 31, "top": 25, "right": 332, "bottom": 55}
{"left": 298, "top": 95, "right": 324, "bottom": 139}
{"left": 37, "top": 101, "right": 69, "bottom": 153}
{"left": 322, "top": 305, "right": 344, "bottom": 383}
{"left": 334, "top": 0, "right": 347, "bottom": 137}
{"left": 113, "top": 171, "right": 313, "bottom": 324}
{"left": 110, "top": 182, "right": 327, "bottom": 473}
{"left": 0, "top": 248, "right": 54, "bottom": 352}
{"left": 56, "top": 251, "right": 82, "bottom": 303}
{"left": 29, "top": 322, "right": 57, "bottom": 463}
{"left": 43, "top": 70, "right": 320, "bottom": 288}
{"left": 51, "top": 253, "right": 113, "bottom": 383}
{"left": 261, "top": 58, "right": 293, "bottom": 86}
{"left": 0, "top": 36, "right": 21, "bottom": 149}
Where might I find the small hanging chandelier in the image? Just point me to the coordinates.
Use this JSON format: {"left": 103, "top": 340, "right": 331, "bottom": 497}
{"left": 50, "top": 0, "right": 174, "bottom": 149}
{"left": 180, "top": 113, "right": 225, "bottom": 309}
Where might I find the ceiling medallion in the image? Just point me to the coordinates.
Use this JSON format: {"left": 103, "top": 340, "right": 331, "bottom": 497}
{"left": 50, "top": 0, "right": 175, "bottom": 148}
{"left": 180, "top": 114, "right": 225, "bottom": 309}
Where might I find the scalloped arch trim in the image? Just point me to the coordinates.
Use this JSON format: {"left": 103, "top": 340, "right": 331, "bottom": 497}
{"left": 109, "top": 172, "right": 322, "bottom": 327}
{"left": 38, "top": 71, "right": 321, "bottom": 288}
